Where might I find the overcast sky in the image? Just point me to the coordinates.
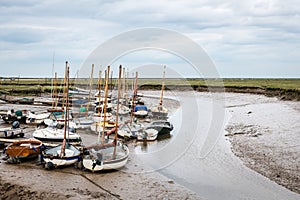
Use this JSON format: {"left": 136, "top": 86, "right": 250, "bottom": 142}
{"left": 0, "top": 0, "right": 299, "bottom": 78}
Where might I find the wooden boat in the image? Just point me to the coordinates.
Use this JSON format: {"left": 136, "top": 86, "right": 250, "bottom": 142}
{"left": 42, "top": 62, "right": 81, "bottom": 169}
{"left": 5, "top": 138, "right": 43, "bottom": 163}
{"left": 146, "top": 120, "right": 173, "bottom": 135}
{"left": 82, "top": 65, "right": 129, "bottom": 172}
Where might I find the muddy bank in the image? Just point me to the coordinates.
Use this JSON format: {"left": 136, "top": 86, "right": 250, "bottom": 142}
{"left": 0, "top": 141, "right": 201, "bottom": 200}
{"left": 0, "top": 157, "right": 200, "bottom": 200}
{"left": 0, "top": 91, "right": 299, "bottom": 199}
{"left": 224, "top": 93, "right": 300, "bottom": 194}
{"left": 139, "top": 85, "right": 300, "bottom": 101}
{"left": 0, "top": 94, "right": 200, "bottom": 200}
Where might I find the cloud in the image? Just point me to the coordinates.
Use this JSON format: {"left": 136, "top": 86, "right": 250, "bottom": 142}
{"left": 0, "top": 0, "right": 299, "bottom": 77}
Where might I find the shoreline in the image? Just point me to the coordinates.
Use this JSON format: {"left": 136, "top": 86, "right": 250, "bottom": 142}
{"left": 0, "top": 91, "right": 299, "bottom": 199}
{"left": 139, "top": 85, "right": 300, "bottom": 101}
{"left": 224, "top": 93, "right": 300, "bottom": 194}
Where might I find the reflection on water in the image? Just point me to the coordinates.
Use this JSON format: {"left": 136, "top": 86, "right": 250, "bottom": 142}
{"left": 134, "top": 133, "right": 171, "bottom": 154}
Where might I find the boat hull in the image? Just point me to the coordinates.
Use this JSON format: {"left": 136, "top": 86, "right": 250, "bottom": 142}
{"left": 0, "top": 128, "right": 24, "bottom": 138}
{"left": 82, "top": 143, "right": 129, "bottom": 172}
{"left": 33, "top": 127, "right": 82, "bottom": 143}
{"left": 43, "top": 144, "right": 81, "bottom": 168}
{"left": 5, "top": 139, "right": 43, "bottom": 160}
{"left": 137, "top": 128, "right": 158, "bottom": 141}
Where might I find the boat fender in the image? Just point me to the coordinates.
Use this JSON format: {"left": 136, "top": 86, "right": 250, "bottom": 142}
{"left": 29, "top": 118, "right": 34, "bottom": 123}
{"left": 0, "top": 142, "right": 5, "bottom": 149}
{"left": 92, "top": 159, "right": 102, "bottom": 169}
{"left": 2, "top": 147, "right": 7, "bottom": 154}
{"left": 4, "top": 131, "right": 7, "bottom": 137}
{"left": 46, "top": 162, "right": 54, "bottom": 170}
{"left": 12, "top": 121, "right": 20, "bottom": 128}
{"left": 40, "top": 144, "right": 46, "bottom": 151}
{"left": 70, "top": 127, "right": 75, "bottom": 133}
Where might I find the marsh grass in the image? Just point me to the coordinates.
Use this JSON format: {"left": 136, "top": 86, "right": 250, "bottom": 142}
{"left": 0, "top": 78, "right": 299, "bottom": 95}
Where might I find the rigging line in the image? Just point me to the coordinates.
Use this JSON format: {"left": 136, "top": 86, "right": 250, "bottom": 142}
{"left": 80, "top": 174, "right": 122, "bottom": 200}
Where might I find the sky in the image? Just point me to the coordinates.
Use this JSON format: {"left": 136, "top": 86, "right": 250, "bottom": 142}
{"left": 0, "top": 0, "right": 299, "bottom": 78}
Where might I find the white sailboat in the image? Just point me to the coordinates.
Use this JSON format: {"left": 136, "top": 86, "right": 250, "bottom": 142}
{"left": 42, "top": 62, "right": 81, "bottom": 169}
{"left": 151, "top": 65, "right": 168, "bottom": 118}
{"left": 25, "top": 111, "right": 50, "bottom": 125}
{"left": 131, "top": 72, "right": 148, "bottom": 118}
{"left": 82, "top": 65, "right": 129, "bottom": 172}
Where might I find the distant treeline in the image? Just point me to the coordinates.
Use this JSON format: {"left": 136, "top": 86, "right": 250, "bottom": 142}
{"left": 1, "top": 78, "right": 299, "bottom": 100}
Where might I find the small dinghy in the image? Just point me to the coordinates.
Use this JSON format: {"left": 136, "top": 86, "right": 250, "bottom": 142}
{"left": 0, "top": 121, "right": 24, "bottom": 138}
{"left": 5, "top": 138, "right": 43, "bottom": 163}
{"left": 136, "top": 128, "right": 158, "bottom": 141}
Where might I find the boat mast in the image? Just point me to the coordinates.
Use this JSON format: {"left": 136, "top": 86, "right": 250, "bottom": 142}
{"left": 122, "top": 67, "right": 125, "bottom": 99}
{"left": 101, "top": 66, "right": 110, "bottom": 144}
{"left": 113, "top": 65, "right": 122, "bottom": 157}
{"left": 61, "top": 63, "right": 68, "bottom": 118}
{"left": 50, "top": 52, "right": 55, "bottom": 102}
{"left": 52, "top": 72, "right": 57, "bottom": 108}
{"left": 86, "top": 64, "right": 94, "bottom": 115}
{"left": 96, "top": 70, "right": 102, "bottom": 143}
{"left": 159, "top": 65, "right": 166, "bottom": 107}
{"left": 60, "top": 61, "right": 69, "bottom": 157}
{"left": 125, "top": 70, "right": 129, "bottom": 106}
{"left": 130, "top": 71, "right": 138, "bottom": 123}
{"left": 97, "top": 70, "right": 102, "bottom": 115}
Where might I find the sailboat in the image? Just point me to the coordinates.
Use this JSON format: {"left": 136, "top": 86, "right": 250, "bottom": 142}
{"left": 33, "top": 63, "right": 80, "bottom": 143}
{"left": 72, "top": 64, "right": 95, "bottom": 129}
{"left": 151, "top": 65, "right": 168, "bottom": 118}
{"left": 146, "top": 120, "right": 173, "bottom": 136}
{"left": 132, "top": 72, "right": 148, "bottom": 118}
{"left": 82, "top": 65, "right": 129, "bottom": 172}
{"left": 112, "top": 68, "right": 131, "bottom": 115}
{"left": 117, "top": 121, "right": 142, "bottom": 139}
{"left": 47, "top": 71, "right": 64, "bottom": 113}
{"left": 42, "top": 62, "right": 81, "bottom": 169}
{"left": 25, "top": 111, "right": 50, "bottom": 125}
{"left": 92, "top": 81, "right": 114, "bottom": 123}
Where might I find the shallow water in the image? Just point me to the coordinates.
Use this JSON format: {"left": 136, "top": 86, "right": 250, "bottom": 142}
{"left": 126, "top": 91, "right": 300, "bottom": 200}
